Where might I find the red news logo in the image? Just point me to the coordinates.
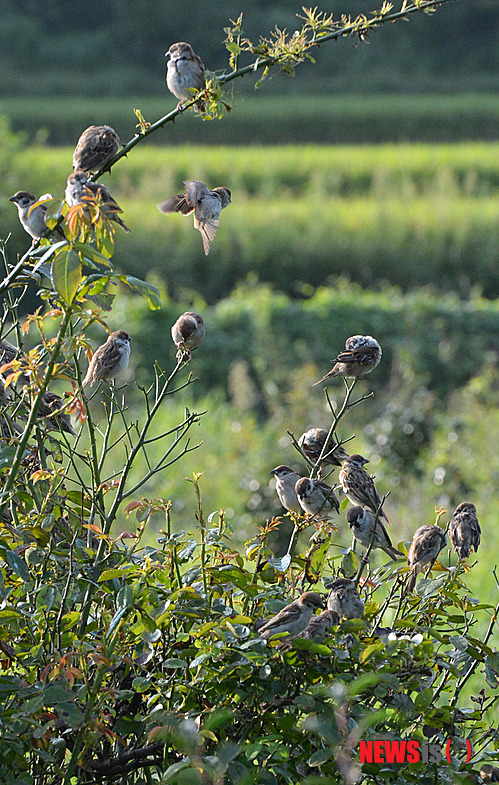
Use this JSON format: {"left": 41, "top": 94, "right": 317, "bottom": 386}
{"left": 360, "top": 740, "right": 433, "bottom": 764}
{"left": 360, "top": 739, "right": 472, "bottom": 765}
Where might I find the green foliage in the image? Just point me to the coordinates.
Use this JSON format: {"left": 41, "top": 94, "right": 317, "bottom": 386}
{"left": 3, "top": 94, "right": 499, "bottom": 146}
{"left": 5, "top": 141, "right": 499, "bottom": 301}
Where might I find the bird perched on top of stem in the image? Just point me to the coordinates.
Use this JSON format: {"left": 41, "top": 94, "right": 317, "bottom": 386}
{"left": 171, "top": 312, "right": 205, "bottom": 361}
{"left": 65, "top": 171, "right": 131, "bottom": 232}
{"left": 37, "top": 391, "right": 75, "bottom": 436}
{"left": 157, "top": 180, "right": 231, "bottom": 255}
{"left": 72, "top": 125, "right": 120, "bottom": 173}
{"left": 314, "top": 334, "right": 382, "bottom": 385}
{"left": 405, "top": 524, "right": 447, "bottom": 595}
{"left": 82, "top": 330, "right": 131, "bottom": 387}
{"left": 339, "top": 454, "right": 390, "bottom": 524}
{"left": 448, "top": 502, "right": 480, "bottom": 560}
{"left": 9, "top": 191, "right": 65, "bottom": 243}
{"left": 258, "top": 592, "right": 324, "bottom": 640}
{"left": 165, "top": 42, "right": 206, "bottom": 112}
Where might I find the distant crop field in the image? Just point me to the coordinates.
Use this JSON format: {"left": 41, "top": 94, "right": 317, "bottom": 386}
{"left": 2, "top": 93, "right": 499, "bottom": 146}
{"left": 4, "top": 142, "right": 499, "bottom": 301}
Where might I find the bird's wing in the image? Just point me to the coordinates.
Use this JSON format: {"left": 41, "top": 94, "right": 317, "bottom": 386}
{"left": 184, "top": 180, "right": 209, "bottom": 202}
{"left": 157, "top": 194, "right": 195, "bottom": 215}
{"left": 259, "top": 601, "right": 301, "bottom": 635}
{"left": 89, "top": 342, "right": 123, "bottom": 382}
{"left": 336, "top": 344, "right": 379, "bottom": 367}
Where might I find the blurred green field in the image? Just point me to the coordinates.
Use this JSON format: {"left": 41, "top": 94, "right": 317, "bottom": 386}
{"left": 2, "top": 94, "right": 499, "bottom": 146}
{"left": 3, "top": 142, "right": 499, "bottom": 299}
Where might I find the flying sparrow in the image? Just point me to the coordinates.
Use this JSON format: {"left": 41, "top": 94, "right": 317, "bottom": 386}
{"left": 171, "top": 312, "right": 205, "bottom": 360}
{"left": 314, "top": 334, "right": 382, "bottom": 385}
{"left": 339, "top": 454, "right": 390, "bottom": 524}
{"left": 270, "top": 465, "right": 303, "bottom": 515}
{"left": 295, "top": 477, "right": 340, "bottom": 519}
{"left": 82, "top": 330, "right": 131, "bottom": 387}
{"left": 405, "top": 525, "right": 447, "bottom": 594}
{"left": 298, "top": 428, "right": 349, "bottom": 469}
{"left": 346, "top": 506, "right": 402, "bottom": 560}
{"left": 327, "top": 578, "right": 365, "bottom": 619}
{"left": 303, "top": 609, "right": 339, "bottom": 639}
{"left": 157, "top": 180, "right": 231, "bottom": 256}
{"left": 448, "top": 502, "right": 480, "bottom": 560}
{"left": 9, "top": 191, "right": 65, "bottom": 243}
{"left": 165, "top": 42, "right": 206, "bottom": 111}
{"left": 65, "top": 171, "right": 131, "bottom": 232}
{"left": 258, "top": 591, "right": 324, "bottom": 640}
{"left": 37, "top": 391, "right": 75, "bottom": 436}
{"left": 72, "top": 125, "right": 120, "bottom": 173}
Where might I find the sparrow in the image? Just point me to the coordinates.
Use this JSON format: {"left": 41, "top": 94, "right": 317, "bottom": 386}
{"left": 314, "top": 334, "right": 382, "bottom": 385}
{"left": 298, "top": 428, "right": 349, "bottom": 468}
{"left": 448, "top": 501, "right": 481, "bottom": 560}
{"left": 65, "top": 171, "right": 131, "bottom": 232}
{"left": 303, "top": 609, "right": 339, "bottom": 639}
{"left": 157, "top": 180, "right": 231, "bottom": 256}
{"left": 346, "top": 506, "right": 402, "bottom": 560}
{"left": 258, "top": 591, "right": 324, "bottom": 640}
{"left": 339, "top": 454, "right": 390, "bottom": 524}
{"left": 72, "top": 125, "right": 120, "bottom": 173}
{"left": 9, "top": 191, "right": 66, "bottom": 242}
{"left": 269, "top": 465, "right": 303, "bottom": 515}
{"left": 295, "top": 477, "right": 340, "bottom": 519}
{"left": 405, "top": 525, "right": 447, "bottom": 594}
{"left": 82, "top": 330, "right": 131, "bottom": 387}
{"left": 327, "top": 578, "right": 365, "bottom": 619}
{"left": 171, "top": 312, "right": 205, "bottom": 360}
{"left": 165, "top": 42, "right": 206, "bottom": 111}
{"left": 37, "top": 391, "right": 75, "bottom": 436}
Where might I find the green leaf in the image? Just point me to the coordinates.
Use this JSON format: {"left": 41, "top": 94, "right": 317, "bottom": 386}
{"left": 309, "top": 749, "right": 332, "bottom": 767}
{"left": 51, "top": 247, "right": 82, "bottom": 304}
{"left": 71, "top": 241, "right": 113, "bottom": 267}
{"left": 6, "top": 550, "right": 29, "bottom": 582}
{"left": 291, "top": 638, "right": 332, "bottom": 655}
{"left": 341, "top": 549, "right": 358, "bottom": 576}
{"left": 0, "top": 446, "right": 19, "bottom": 469}
{"left": 61, "top": 611, "right": 80, "bottom": 630}
{"left": 116, "top": 275, "right": 161, "bottom": 309}
{"left": 163, "top": 658, "right": 188, "bottom": 669}
{"left": 98, "top": 568, "right": 128, "bottom": 582}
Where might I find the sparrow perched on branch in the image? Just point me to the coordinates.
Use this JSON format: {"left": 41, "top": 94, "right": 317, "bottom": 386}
{"left": 37, "top": 391, "right": 75, "bottom": 436}
{"left": 82, "top": 330, "right": 131, "bottom": 387}
{"left": 72, "top": 125, "right": 120, "bottom": 173}
{"left": 327, "top": 578, "right": 365, "bottom": 619}
{"left": 346, "top": 506, "right": 402, "bottom": 560}
{"left": 9, "top": 191, "right": 65, "bottom": 242}
{"left": 258, "top": 591, "right": 324, "bottom": 640}
{"left": 298, "top": 428, "right": 349, "bottom": 468}
{"left": 303, "top": 609, "right": 339, "bottom": 639}
{"left": 339, "top": 454, "right": 390, "bottom": 524}
{"left": 448, "top": 502, "right": 480, "bottom": 560}
{"left": 405, "top": 525, "right": 447, "bottom": 594}
{"left": 314, "top": 334, "right": 382, "bottom": 385}
{"left": 65, "top": 171, "right": 131, "bottom": 232}
{"left": 0, "top": 339, "right": 29, "bottom": 386}
{"left": 171, "top": 312, "right": 205, "bottom": 360}
{"left": 165, "top": 42, "right": 206, "bottom": 111}
{"left": 270, "top": 465, "right": 303, "bottom": 515}
{"left": 295, "top": 477, "right": 340, "bottom": 519}
{"left": 157, "top": 180, "right": 231, "bottom": 256}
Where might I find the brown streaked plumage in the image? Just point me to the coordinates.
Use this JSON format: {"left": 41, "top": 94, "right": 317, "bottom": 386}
{"left": 448, "top": 501, "right": 480, "bottom": 560}
{"left": 339, "top": 454, "right": 390, "bottom": 524}
{"left": 72, "top": 125, "right": 120, "bottom": 173}
{"left": 82, "top": 330, "right": 131, "bottom": 387}
{"left": 171, "top": 312, "right": 205, "bottom": 360}
{"left": 405, "top": 525, "right": 447, "bottom": 594}
{"left": 65, "top": 171, "right": 131, "bottom": 232}
{"left": 314, "top": 334, "right": 382, "bottom": 385}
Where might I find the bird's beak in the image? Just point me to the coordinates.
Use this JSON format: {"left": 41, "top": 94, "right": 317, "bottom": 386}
{"left": 269, "top": 469, "right": 277, "bottom": 475}
{"left": 8, "top": 195, "right": 16, "bottom": 202}
{"left": 165, "top": 51, "right": 170, "bottom": 58}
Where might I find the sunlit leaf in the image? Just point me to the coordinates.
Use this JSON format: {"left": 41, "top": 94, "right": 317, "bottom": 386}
{"left": 51, "top": 247, "right": 82, "bottom": 304}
